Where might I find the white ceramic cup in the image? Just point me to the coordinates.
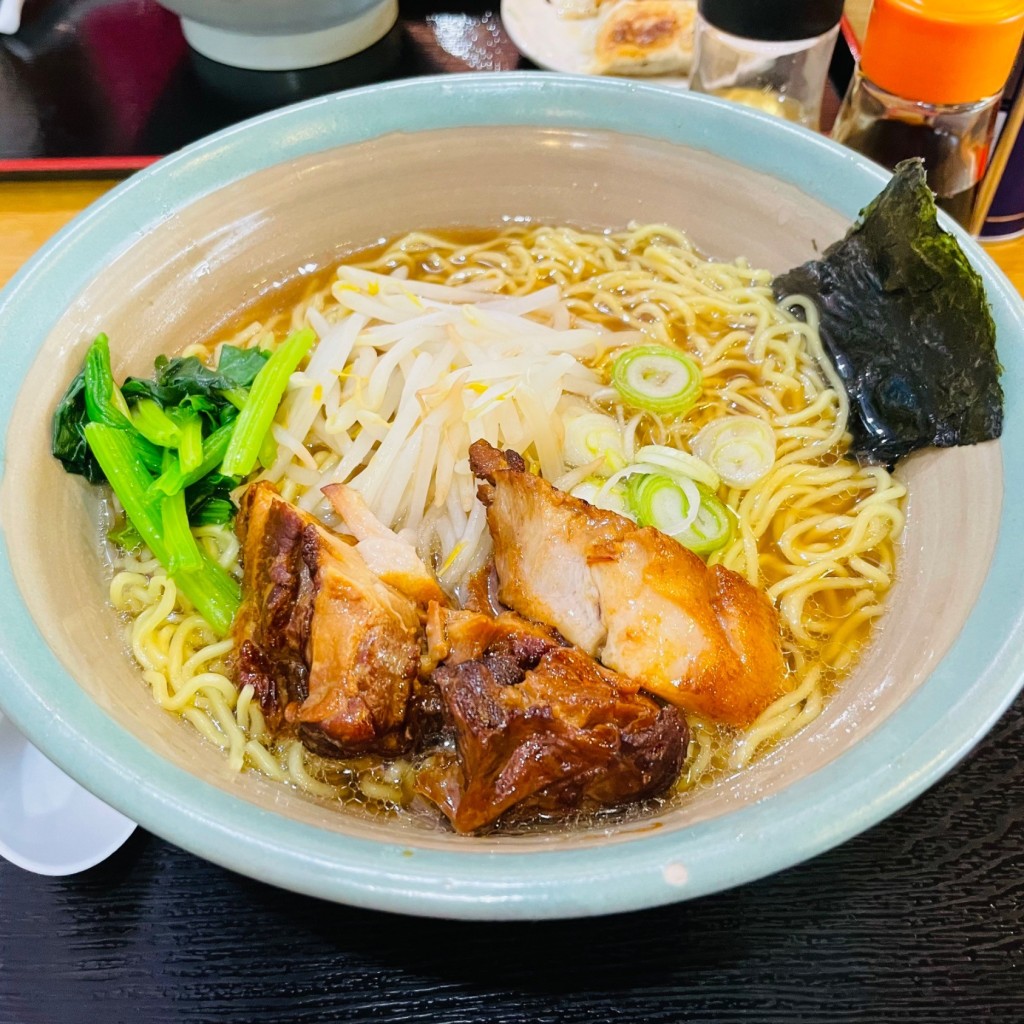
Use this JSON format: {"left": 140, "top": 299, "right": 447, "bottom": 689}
{"left": 156, "top": 0, "right": 399, "bottom": 70}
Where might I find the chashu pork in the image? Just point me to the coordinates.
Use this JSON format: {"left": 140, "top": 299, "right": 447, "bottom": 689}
{"left": 322, "top": 483, "right": 448, "bottom": 609}
{"left": 234, "top": 481, "right": 423, "bottom": 756}
{"left": 417, "top": 606, "right": 687, "bottom": 833}
{"left": 468, "top": 440, "right": 786, "bottom": 726}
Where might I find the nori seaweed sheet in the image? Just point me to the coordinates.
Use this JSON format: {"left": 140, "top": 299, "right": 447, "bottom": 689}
{"left": 772, "top": 159, "right": 1003, "bottom": 465}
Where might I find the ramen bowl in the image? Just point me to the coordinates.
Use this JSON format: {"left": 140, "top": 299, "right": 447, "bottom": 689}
{"left": 0, "top": 74, "right": 1022, "bottom": 919}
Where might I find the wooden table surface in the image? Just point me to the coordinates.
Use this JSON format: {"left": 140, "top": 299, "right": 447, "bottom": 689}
{"left": 2, "top": 22, "right": 1024, "bottom": 1024}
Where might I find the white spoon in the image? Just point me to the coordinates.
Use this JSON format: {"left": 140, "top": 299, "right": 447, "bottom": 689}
{"left": 0, "top": 0, "right": 24, "bottom": 34}
{"left": 0, "top": 711, "right": 136, "bottom": 875}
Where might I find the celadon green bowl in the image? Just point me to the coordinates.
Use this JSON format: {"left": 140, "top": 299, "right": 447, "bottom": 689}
{"left": 0, "top": 74, "right": 1021, "bottom": 920}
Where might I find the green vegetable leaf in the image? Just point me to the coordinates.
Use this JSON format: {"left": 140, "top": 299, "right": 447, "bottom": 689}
{"left": 83, "top": 333, "right": 132, "bottom": 429}
{"left": 216, "top": 345, "right": 271, "bottom": 388}
{"left": 121, "top": 345, "right": 268, "bottom": 428}
{"left": 84, "top": 422, "right": 240, "bottom": 635}
{"left": 185, "top": 472, "right": 238, "bottom": 526}
{"left": 150, "top": 420, "right": 236, "bottom": 497}
{"left": 132, "top": 398, "right": 182, "bottom": 448}
{"left": 107, "top": 516, "right": 143, "bottom": 552}
{"left": 773, "top": 159, "right": 1003, "bottom": 465}
{"left": 52, "top": 369, "right": 104, "bottom": 483}
{"left": 52, "top": 335, "right": 160, "bottom": 483}
{"left": 189, "top": 498, "right": 236, "bottom": 527}
{"left": 221, "top": 328, "right": 315, "bottom": 478}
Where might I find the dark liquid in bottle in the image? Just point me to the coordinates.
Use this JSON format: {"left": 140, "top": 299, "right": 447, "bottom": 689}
{"left": 843, "top": 118, "right": 979, "bottom": 226}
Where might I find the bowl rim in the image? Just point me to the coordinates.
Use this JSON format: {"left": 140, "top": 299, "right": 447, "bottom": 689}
{"left": 1, "top": 72, "right": 1022, "bottom": 919}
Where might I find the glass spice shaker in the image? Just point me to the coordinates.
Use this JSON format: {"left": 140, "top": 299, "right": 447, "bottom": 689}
{"left": 689, "top": 0, "right": 844, "bottom": 131}
{"left": 832, "top": 0, "right": 1024, "bottom": 229}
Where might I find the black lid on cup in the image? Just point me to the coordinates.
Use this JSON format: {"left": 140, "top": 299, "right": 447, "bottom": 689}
{"left": 698, "top": 0, "right": 844, "bottom": 41}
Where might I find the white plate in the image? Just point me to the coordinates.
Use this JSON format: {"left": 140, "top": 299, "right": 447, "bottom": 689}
{"left": 501, "top": 0, "right": 690, "bottom": 85}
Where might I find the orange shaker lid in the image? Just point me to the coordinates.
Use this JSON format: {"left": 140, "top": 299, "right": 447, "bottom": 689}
{"left": 861, "top": 0, "right": 1024, "bottom": 105}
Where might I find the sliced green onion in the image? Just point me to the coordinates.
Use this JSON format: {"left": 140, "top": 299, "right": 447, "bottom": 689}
{"left": 570, "top": 478, "right": 635, "bottom": 519}
{"left": 628, "top": 473, "right": 732, "bottom": 556}
{"left": 634, "top": 444, "right": 720, "bottom": 491}
{"left": 563, "top": 412, "right": 625, "bottom": 468}
{"left": 676, "top": 483, "right": 733, "bottom": 555}
{"left": 611, "top": 345, "right": 702, "bottom": 416}
{"left": 628, "top": 473, "right": 701, "bottom": 537}
{"left": 690, "top": 415, "right": 777, "bottom": 489}
{"left": 221, "top": 328, "right": 315, "bottom": 478}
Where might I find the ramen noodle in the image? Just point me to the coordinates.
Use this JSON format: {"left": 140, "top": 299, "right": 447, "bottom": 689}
{"left": 106, "top": 224, "right": 905, "bottom": 820}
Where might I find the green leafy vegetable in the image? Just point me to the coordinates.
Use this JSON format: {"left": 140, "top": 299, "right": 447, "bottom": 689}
{"left": 773, "top": 158, "right": 1002, "bottom": 465}
{"left": 150, "top": 420, "right": 237, "bottom": 497}
{"left": 160, "top": 479, "right": 204, "bottom": 575}
{"left": 50, "top": 334, "right": 285, "bottom": 637}
{"left": 171, "top": 407, "right": 204, "bottom": 474}
{"left": 122, "top": 349, "right": 267, "bottom": 403}
{"left": 185, "top": 473, "right": 239, "bottom": 526}
{"left": 221, "top": 328, "right": 315, "bottom": 478}
{"left": 83, "top": 422, "right": 240, "bottom": 634}
{"left": 121, "top": 345, "right": 268, "bottom": 431}
{"left": 106, "top": 517, "right": 143, "bottom": 552}
{"left": 52, "top": 365, "right": 162, "bottom": 482}
{"left": 83, "top": 333, "right": 132, "bottom": 429}
{"left": 132, "top": 398, "right": 182, "bottom": 448}
{"left": 216, "top": 345, "right": 271, "bottom": 387}
{"left": 189, "top": 498, "right": 236, "bottom": 527}
{"left": 52, "top": 369, "right": 104, "bottom": 483}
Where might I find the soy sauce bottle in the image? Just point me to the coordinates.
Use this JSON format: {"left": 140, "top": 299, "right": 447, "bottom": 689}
{"left": 832, "top": 0, "right": 1024, "bottom": 228}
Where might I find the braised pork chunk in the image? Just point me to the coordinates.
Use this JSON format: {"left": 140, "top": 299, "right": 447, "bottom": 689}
{"left": 417, "top": 607, "right": 687, "bottom": 833}
{"left": 469, "top": 440, "right": 786, "bottom": 726}
{"left": 234, "top": 481, "right": 422, "bottom": 756}
{"left": 322, "top": 483, "right": 448, "bottom": 609}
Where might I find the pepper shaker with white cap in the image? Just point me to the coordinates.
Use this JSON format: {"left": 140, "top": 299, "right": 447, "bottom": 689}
{"left": 689, "top": 0, "right": 845, "bottom": 131}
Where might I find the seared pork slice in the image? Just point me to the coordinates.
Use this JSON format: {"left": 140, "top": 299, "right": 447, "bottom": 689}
{"left": 417, "top": 608, "right": 687, "bottom": 833}
{"left": 234, "top": 482, "right": 422, "bottom": 756}
{"left": 322, "top": 483, "right": 447, "bottom": 609}
{"left": 467, "top": 443, "right": 613, "bottom": 653}
{"left": 469, "top": 440, "right": 786, "bottom": 726}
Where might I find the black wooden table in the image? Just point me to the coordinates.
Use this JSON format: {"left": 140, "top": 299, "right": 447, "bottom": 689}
{"left": 2, "top": 690, "right": 1021, "bottom": 1023}
{"left": 1, "top": 2, "right": 1022, "bottom": 1020}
